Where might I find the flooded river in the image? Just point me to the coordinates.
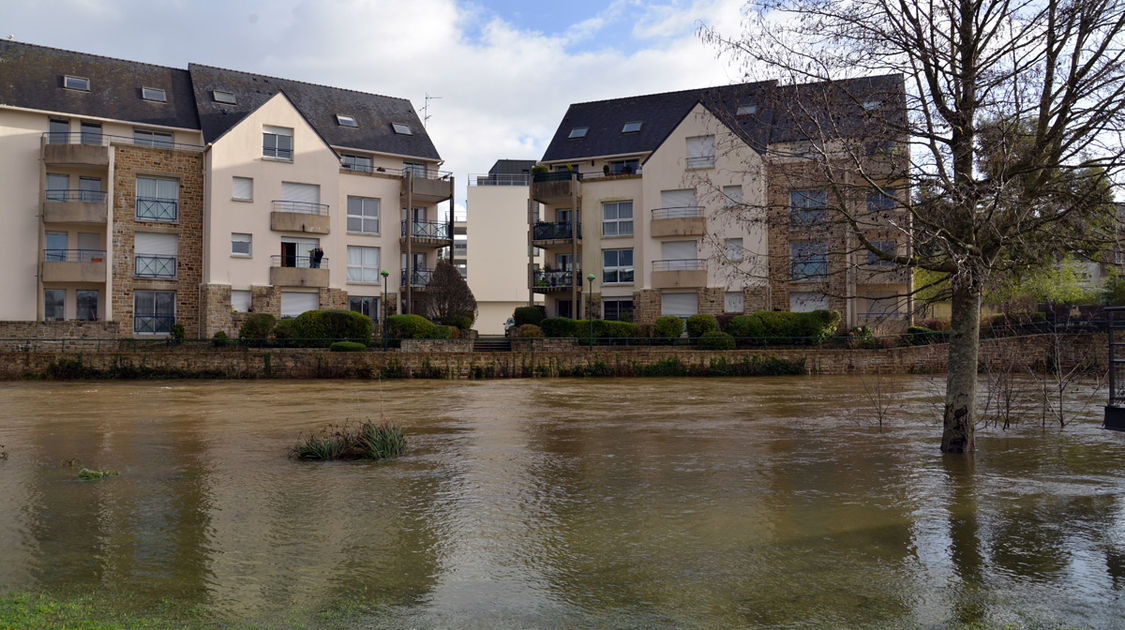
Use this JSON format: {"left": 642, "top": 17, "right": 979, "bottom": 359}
{"left": 0, "top": 376, "right": 1123, "bottom": 628}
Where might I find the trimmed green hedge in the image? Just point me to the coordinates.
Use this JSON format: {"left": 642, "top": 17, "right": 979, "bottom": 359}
{"left": 686, "top": 313, "right": 718, "bottom": 338}
{"left": 513, "top": 306, "right": 545, "bottom": 327}
{"left": 516, "top": 323, "right": 544, "bottom": 338}
{"left": 541, "top": 317, "right": 577, "bottom": 338}
{"left": 329, "top": 341, "right": 367, "bottom": 352}
{"left": 696, "top": 330, "right": 736, "bottom": 350}
{"left": 654, "top": 315, "right": 684, "bottom": 338}
{"left": 293, "top": 309, "right": 373, "bottom": 346}
{"left": 239, "top": 313, "right": 276, "bottom": 341}
{"left": 724, "top": 310, "right": 840, "bottom": 344}
{"left": 386, "top": 314, "right": 451, "bottom": 339}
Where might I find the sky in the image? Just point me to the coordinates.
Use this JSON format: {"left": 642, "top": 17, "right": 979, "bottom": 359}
{"left": 0, "top": 0, "right": 750, "bottom": 213}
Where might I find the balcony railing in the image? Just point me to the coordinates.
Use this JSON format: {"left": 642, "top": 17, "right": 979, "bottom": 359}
{"left": 401, "top": 219, "right": 451, "bottom": 239}
{"left": 402, "top": 267, "right": 435, "bottom": 286}
{"left": 44, "top": 248, "right": 106, "bottom": 262}
{"left": 272, "top": 200, "right": 330, "bottom": 215}
{"left": 653, "top": 258, "right": 705, "bottom": 271}
{"left": 533, "top": 269, "right": 580, "bottom": 288}
{"left": 135, "top": 254, "right": 177, "bottom": 279}
{"left": 651, "top": 206, "right": 703, "bottom": 220}
{"left": 532, "top": 221, "right": 581, "bottom": 241}
{"left": 270, "top": 254, "right": 329, "bottom": 269}
{"left": 685, "top": 156, "right": 715, "bottom": 169}
{"left": 134, "top": 314, "right": 175, "bottom": 334}
{"left": 43, "top": 132, "right": 204, "bottom": 152}
{"left": 45, "top": 189, "right": 107, "bottom": 203}
{"left": 470, "top": 173, "right": 531, "bottom": 186}
{"left": 136, "top": 197, "right": 178, "bottom": 222}
{"left": 532, "top": 170, "right": 583, "bottom": 183}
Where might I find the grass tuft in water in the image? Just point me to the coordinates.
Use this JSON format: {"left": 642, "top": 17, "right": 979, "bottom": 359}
{"left": 291, "top": 420, "right": 406, "bottom": 461}
{"left": 77, "top": 467, "right": 118, "bottom": 480}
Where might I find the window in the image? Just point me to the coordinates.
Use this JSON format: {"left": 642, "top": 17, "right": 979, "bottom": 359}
{"left": 231, "top": 233, "right": 252, "bottom": 257}
{"left": 80, "top": 121, "right": 101, "bottom": 146}
{"left": 64, "top": 75, "right": 89, "bottom": 91}
{"left": 134, "top": 233, "right": 178, "bottom": 279}
{"left": 48, "top": 119, "right": 69, "bottom": 144}
{"left": 232, "top": 177, "right": 253, "bottom": 201}
{"left": 723, "top": 185, "right": 742, "bottom": 207}
{"left": 263, "top": 125, "right": 293, "bottom": 160}
{"left": 79, "top": 177, "right": 103, "bottom": 203}
{"left": 607, "top": 159, "right": 639, "bottom": 175}
{"left": 213, "top": 90, "right": 237, "bottom": 104}
{"left": 790, "top": 241, "right": 828, "bottom": 279}
{"left": 602, "top": 201, "right": 633, "bottom": 237}
{"left": 45, "top": 232, "right": 67, "bottom": 261}
{"left": 736, "top": 104, "right": 757, "bottom": 116}
{"left": 44, "top": 289, "right": 65, "bottom": 321}
{"left": 790, "top": 189, "right": 827, "bottom": 226}
{"left": 134, "top": 129, "right": 174, "bottom": 148}
{"left": 336, "top": 114, "right": 358, "bottom": 127}
{"left": 347, "top": 196, "right": 380, "bottom": 234}
{"left": 622, "top": 121, "right": 642, "bottom": 133}
{"left": 603, "top": 298, "right": 634, "bottom": 322}
{"left": 141, "top": 87, "right": 167, "bottom": 102}
{"left": 866, "top": 241, "right": 897, "bottom": 266}
{"left": 134, "top": 290, "right": 176, "bottom": 334}
{"left": 349, "top": 296, "right": 379, "bottom": 319}
{"left": 341, "top": 154, "right": 373, "bottom": 172}
{"left": 602, "top": 248, "right": 634, "bottom": 284}
{"left": 725, "top": 291, "right": 744, "bottom": 313}
{"left": 866, "top": 189, "right": 896, "bottom": 213}
{"left": 402, "top": 161, "right": 427, "bottom": 178}
{"left": 46, "top": 174, "right": 68, "bottom": 201}
{"left": 76, "top": 290, "right": 98, "bottom": 321}
{"left": 391, "top": 122, "right": 412, "bottom": 135}
{"left": 231, "top": 290, "right": 251, "bottom": 313}
{"left": 568, "top": 127, "right": 588, "bottom": 139}
{"left": 725, "top": 238, "right": 744, "bottom": 262}
{"left": 347, "top": 246, "right": 381, "bottom": 283}
{"left": 136, "top": 176, "right": 179, "bottom": 221}
{"left": 862, "top": 100, "right": 881, "bottom": 110}
{"left": 686, "top": 135, "right": 715, "bottom": 169}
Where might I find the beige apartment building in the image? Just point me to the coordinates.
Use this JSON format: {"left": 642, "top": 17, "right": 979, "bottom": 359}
{"left": 528, "top": 76, "right": 911, "bottom": 329}
{"left": 0, "top": 41, "right": 452, "bottom": 338}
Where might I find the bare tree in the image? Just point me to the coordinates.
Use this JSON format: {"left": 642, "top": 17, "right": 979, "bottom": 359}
{"left": 703, "top": 0, "right": 1125, "bottom": 452}
{"left": 420, "top": 261, "right": 478, "bottom": 328}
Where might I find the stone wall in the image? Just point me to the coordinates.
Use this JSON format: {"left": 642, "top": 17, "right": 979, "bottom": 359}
{"left": 0, "top": 320, "right": 120, "bottom": 349}
{"left": 511, "top": 338, "right": 580, "bottom": 352}
{"left": 400, "top": 339, "right": 474, "bottom": 352}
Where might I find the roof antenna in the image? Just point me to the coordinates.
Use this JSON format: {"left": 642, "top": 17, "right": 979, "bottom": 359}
{"left": 421, "top": 93, "right": 442, "bottom": 128}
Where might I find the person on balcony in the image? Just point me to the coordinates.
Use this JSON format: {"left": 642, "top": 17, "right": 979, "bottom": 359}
{"left": 310, "top": 247, "right": 324, "bottom": 268}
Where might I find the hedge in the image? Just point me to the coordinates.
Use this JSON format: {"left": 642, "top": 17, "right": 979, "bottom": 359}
{"left": 723, "top": 310, "right": 840, "bottom": 344}
{"left": 329, "top": 341, "right": 367, "bottom": 352}
{"left": 239, "top": 313, "right": 276, "bottom": 341}
{"left": 513, "top": 306, "right": 545, "bottom": 327}
{"left": 386, "top": 314, "right": 453, "bottom": 339}
{"left": 293, "top": 309, "right": 373, "bottom": 346}
{"left": 654, "top": 315, "right": 684, "bottom": 338}
{"left": 696, "top": 330, "right": 736, "bottom": 350}
{"left": 686, "top": 313, "right": 718, "bottom": 338}
{"left": 541, "top": 317, "right": 577, "bottom": 338}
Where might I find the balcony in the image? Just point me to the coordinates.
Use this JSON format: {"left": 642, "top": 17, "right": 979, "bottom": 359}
{"left": 532, "top": 269, "right": 580, "bottom": 293}
{"left": 43, "top": 189, "right": 107, "bottom": 224}
{"left": 401, "top": 219, "right": 452, "bottom": 246}
{"left": 271, "top": 200, "right": 331, "bottom": 235}
{"left": 42, "top": 133, "right": 110, "bottom": 167}
{"left": 406, "top": 172, "right": 454, "bottom": 204}
{"left": 134, "top": 254, "right": 177, "bottom": 279}
{"left": 651, "top": 206, "right": 705, "bottom": 237}
{"left": 134, "top": 315, "right": 175, "bottom": 335}
{"left": 531, "top": 171, "right": 581, "bottom": 205}
{"left": 651, "top": 258, "right": 707, "bottom": 289}
{"left": 42, "top": 249, "right": 106, "bottom": 283}
{"left": 269, "top": 255, "right": 329, "bottom": 288}
{"left": 532, "top": 221, "right": 580, "bottom": 245}
{"left": 401, "top": 267, "right": 434, "bottom": 287}
{"left": 136, "top": 197, "right": 179, "bottom": 223}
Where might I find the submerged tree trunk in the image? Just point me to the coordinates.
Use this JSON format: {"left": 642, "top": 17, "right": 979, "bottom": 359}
{"left": 943, "top": 283, "right": 982, "bottom": 453}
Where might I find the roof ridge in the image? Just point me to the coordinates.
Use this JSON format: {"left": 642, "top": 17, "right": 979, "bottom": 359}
{"left": 2, "top": 40, "right": 185, "bottom": 73}
{"left": 187, "top": 62, "right": 412, "bottom": 104}
{"left": 567, "top": 79, "right": 779, "bottom": 107}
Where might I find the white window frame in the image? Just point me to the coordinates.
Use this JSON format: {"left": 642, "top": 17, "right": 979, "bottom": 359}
{"left": 231, "top": 233, "right": 252, "bottom": 257}
{"left": 725, "top": 238, "right": 744, "bottom": 262}
{"left": 602, "top": 248, "right": 634, "bottom": 285}
{"left": 263, "top": 125, "right": 293, "bottom": 160}
{"left": 232, "top": 177, "right": 253, "bottom": 201}
{"left": 725, "top": 291, "right": 744, "bottom": 314}
{"left": 723, "top": 185, "right": 743, "bottom": 207}
{"left": 347, "top": 196, "right": 380, "bottom": 235}
{"left": 349, "top": 295, "right": 379, "bottom": 320}
{"left": 64, "top": 75, "right": 89, "bottom": 91}
{"left": 134, "top": 290, "right": 176, "bottom": 335}
{"left": 213, "top": 90, "right": 237, "bottom": 104}
{"left": 686, "top": 135, "right": 715, "bottom": 169}
{"left": 336, "top": 114, "right": 358, "bottom": 127}
{"left": 391, "top": 122, "right": 413, "bottom": 135}
{"left": 602, "top": 201, "right": 633, "bottom": 237}
{"left": 141, "top": 87, "right": 167, "bottom": 102}
{"left": 347, "top": 246, "right": 381, "bottom": 284}
{"left": 134, "top": 128, "right": 174, "bottom": 148}
{"left": 231, "top": 290, "right": 252, "bottom": 313}
{"left": 135, "top": 176, "right": 179, "bottom": 222}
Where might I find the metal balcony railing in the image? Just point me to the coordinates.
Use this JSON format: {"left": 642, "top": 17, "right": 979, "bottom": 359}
{"left": 45, "top": 189, "right": 107, "bottom": 203}
{"left": 42, "top": 132, "right": 204, "bottom": 151}
{"left": 685, "top": 156, "right": 715, "bottom": 169}
{"left": 532, "top": 221, "right": 580, "bottom": 241}
{"left": 135, "top": 254, "right": 177, "bottom": 279}
{"left": 272, "top": 200, "right": 330, "bottom": 216}
{"left": 533, "top": 269, "right": 580, "bottom": 288}
{"left": 134, "top": 314, "right": 175, "bottom": 334}
{"left": 469, "top": 173, "right": 531, "bottom": 186}
{"left": 44, "top": 248, "right": 106, "bottom": 262}
{"left": 402, "top": 267, "right": 434, "bottom": 286}
{"left": 651, "top": 206, "right": 704, "bottom": 220}
{"left": 136, "top": 197, "right": 178, "bottom": 222}
{"left": 270, "top": 254, "right": 329, "bottom": 269}
{"left": 652, "top": 258, "right": 705, "bottom": 272}
{"left": 532, "top": 170, "right": 583, "bottom": 183}
{"left": 401, "top": 220, "right": 451, "bottom": 239}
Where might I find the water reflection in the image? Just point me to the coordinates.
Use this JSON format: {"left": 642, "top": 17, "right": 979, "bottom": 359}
{"left": 0, "top": 377, "right": 1123, "bottom": 627}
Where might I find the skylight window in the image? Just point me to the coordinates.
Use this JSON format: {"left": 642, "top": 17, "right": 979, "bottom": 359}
{"left": 621, "top": 121, "right": 643, "bottom": 133}
{"left": 862, "top": 100, "right": 881, "bottom": 110}
{"left": 213, "top": 90, "right": 237, "bottom": 104}
{"left": 391, "top": 122, "right": 412, "bottom": 135}
{"left": 142, "top": 87, "right": 167, "bottom": 102}
{"left": 736, "top": 104, "right": 757, "bottom": 116}
{"left": 64, "top": 75, "right": 89, "bottom": 91}
{"left": 337, "top": 114, "right": 359, "bottom": 127}
{"left": 568, "top": 127, "right": 589, "bottom": 139}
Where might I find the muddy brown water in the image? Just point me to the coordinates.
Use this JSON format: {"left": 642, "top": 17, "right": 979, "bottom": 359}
{"left": 0, "top": 377, "right": 1123, "bottom": 628}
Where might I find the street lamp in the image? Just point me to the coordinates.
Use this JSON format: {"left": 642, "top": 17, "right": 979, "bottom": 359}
{"left": 586, "top": 272, "right": 595, "bottom": 350}
{"left": 381, "top": 269, "right": 390, "bottom": 351}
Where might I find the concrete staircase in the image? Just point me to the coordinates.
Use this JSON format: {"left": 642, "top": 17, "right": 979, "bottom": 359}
{"left": 473, "top": 336, "right": 511, "bottom": 352}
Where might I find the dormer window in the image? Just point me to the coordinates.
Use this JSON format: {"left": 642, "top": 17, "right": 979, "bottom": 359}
{"left": 862, "top": 100, "right": 881, "bottom": 110}
{"left": 391, "top": 122, "right": 412, "bottom": 135}
{"left": 337, "top": 114, "right": 358, "bottom": 127}
{"left": 568, "top": 127, "right": 588, "bottom": 139}
{"left": 142, "top": 87, "right": 167, "bottom": 102}
{"left": 213, "top": 90, "right": 237, "bottom": 104}
{"left": 64, "top": 75, "right": 89, "bottom": 91}
{"left": 736, "top": 104, "right": 757, "bottom": 116}
{"left": 621, "top": 121, "right": 642, "bottom": 133}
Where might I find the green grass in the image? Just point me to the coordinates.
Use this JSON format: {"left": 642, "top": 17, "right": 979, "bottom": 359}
{"left": 290, "top": 421, "right": 406, "bottom": 461}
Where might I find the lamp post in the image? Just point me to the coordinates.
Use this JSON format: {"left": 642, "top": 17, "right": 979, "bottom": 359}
{"left": 381, "top": 269, "right": 390, "bottom": 351}
{"left": 586, "top": 272, "right": 595, "bottom": 350}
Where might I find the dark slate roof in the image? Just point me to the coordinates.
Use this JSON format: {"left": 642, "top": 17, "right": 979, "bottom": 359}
{"left": 540, "top": 74, "right": 904, "bottom": 162}
{"left": 488, "top": 159, "right": 536, "bottom": 176}
{"left": 0, "top": 41, "right": 200, "bottom": 130}
{"left": 187, "top": 64, "right": 439, "bottom": 160}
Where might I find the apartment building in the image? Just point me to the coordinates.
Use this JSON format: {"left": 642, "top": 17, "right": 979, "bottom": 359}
{"left": 529, "top": 76, "right": 911, "bottom": 329}
{"left": 0, "top": 41, "right": 453, "bottom": 338}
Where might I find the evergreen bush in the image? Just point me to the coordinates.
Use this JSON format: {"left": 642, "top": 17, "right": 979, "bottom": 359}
{"left": 513, "top": 306, "right": 545, "bottom": 326}
{"left": 239, "top": 313, "right": 276, "bottom": 343}
{"left": 697, "top": 330, "right": 736, "bottom": 350}
{"left": 541, "top": 317, "right": 577, "bottom": 337}
{"left": 686, "top": 313, "right": 719, "bottom": 338}
{"left": 654, "top": 315, "right": 684, "bottom": 339}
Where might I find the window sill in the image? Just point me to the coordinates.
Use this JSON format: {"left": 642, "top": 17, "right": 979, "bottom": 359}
{"left": 262, "top": 156, "right": 293, "bottom": 163}
{"left": 231, "top": 254, "right": 252, "bottom": 259}
{"left": 346, "top": 281, "right": 382, "bottom": 286}
{"left": 600, "top": 234, "right": 634, "bottom": 240}
{"left": 232, "top": 198, "right": 253, "bottom": 203}
{"left": 347, "top": 231, "right": 381, "bottom": 237}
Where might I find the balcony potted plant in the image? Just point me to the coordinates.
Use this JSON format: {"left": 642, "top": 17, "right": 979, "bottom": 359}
{"left": 603, "top": 164, "right": 611, "bottom": 177}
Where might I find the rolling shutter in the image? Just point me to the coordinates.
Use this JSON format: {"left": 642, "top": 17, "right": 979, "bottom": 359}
{"left": 281, "top": 182, "right": 319, "bottom": 203}
{"left": 661, "top": 292, "right": 698, "bottom": 317}
{"left": 135, "top": 232, "right": 178, "bottom": 255}
{"left": 280, "top": 291, "right": 319, "bottom": 318}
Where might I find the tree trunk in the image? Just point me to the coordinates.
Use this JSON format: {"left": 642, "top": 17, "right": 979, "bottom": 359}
{"left": 942, "top": 282, "right": 981, "bottom": 453}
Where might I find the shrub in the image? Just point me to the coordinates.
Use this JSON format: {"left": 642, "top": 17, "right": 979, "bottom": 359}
{"left": 272, "top": 318, "right": 299, "bottom": 347}
{"left": 211, "top": 331, "right": 229, "bottom": 348}
{"left": 239, "top": 313, "right": 276, "bottom": 342}
{"left": 387, "top": 314, "right": 435, "bottom": 339}
{"left": 169, "top": 323, "right": 186, "bottom": 344}
{"left": 904, "top": 325, "right": 944, "bottom": 345}
{"left": 725, "top": 314, "right": 763, "bottom": 338}
{"left": 847, "top": 325, "right": 876, "bottom": 349}
{"left": 697, "top": 330, "right": 736, "bottom": 350}
{"left": 541, "top": 317, "right": 577, "bottom": 337}
{"left": 516, "top": 324, "right": 544, "bottom": 338}
{"left": 290, "top": 420, "right": 405, "bottom": 461}
{"left": 513, "top": 306, "right": 545, "bottom": 327}
{"left": 446, "top": 313, "right": 473, "bottom": 331}
{"left": 922, "top": 318, "right": 950, "bottom": 331}
{"left": 329, "top": 341, "right": 366, "bottom": 352}
{"left": 686, "top": 313, "right": 719, "bottom": 338}
{"left": 291, "top": 309, "right": 373, "bottom": 346}
{"left": 654, "top": 315, "right": 684, "bottom": 339}
{"left": 428, "top": 325, "right": 454, "bottom": 339}
{"left": 601, "top": 320, "right": 638, "bottom": 338}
